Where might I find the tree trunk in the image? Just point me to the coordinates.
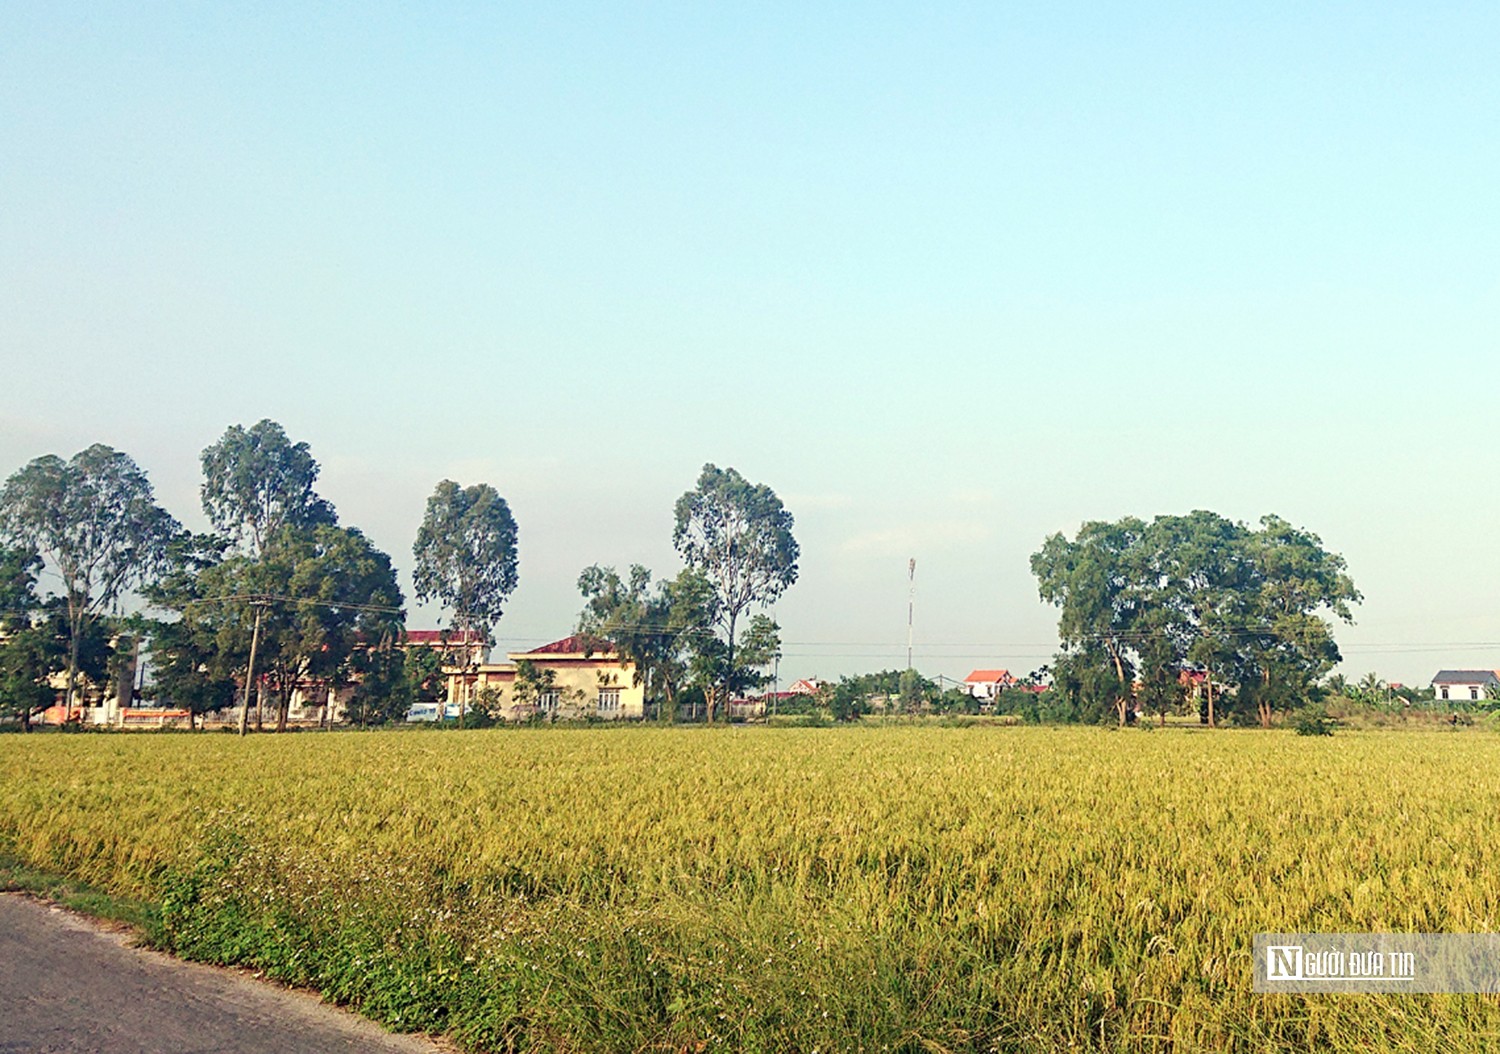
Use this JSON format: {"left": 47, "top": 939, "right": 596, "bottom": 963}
{"left": 457, "top": 620, "right": 469, "bottom": 729}
{"left": 1259, "top": 669, "right": 1273, "bottom": 728}
{"left": 714, "top": 611, "right": 738, "bottom": 726}
{"left": 1110, "top": 648, "right": 1129, "bottom": 725}
{"left": 1205, "top": 672, "right": 1216, "bottom": 729}
{"left": 65, "top": 605, "right": 82, "bottom": 712}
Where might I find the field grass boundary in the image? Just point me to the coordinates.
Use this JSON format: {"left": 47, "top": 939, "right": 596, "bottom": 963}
{"left": 0, "top": 846, "right": 159, "bottom": 934}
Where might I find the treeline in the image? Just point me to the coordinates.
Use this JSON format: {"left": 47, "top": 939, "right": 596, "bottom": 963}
{"left": 1031, "top": 511, "right": 1360, "bottom": 727}
{"left": 765, "top": 671, "right": 1090, "bottom": 725}
{"left": 0, "top": 427, "right": 1364, "bottom": 734}
{"left": 0, "top": 422, "right": 799, "bottom": 730}
{"left": 0, "top": 424, "right": 430, "bottom": 730}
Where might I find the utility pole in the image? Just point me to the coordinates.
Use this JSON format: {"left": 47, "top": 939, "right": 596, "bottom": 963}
{"left": 772, "top": 655, "right": 779, "bottom": 718}
{"left": 238, "top": 598, "right": 267, "bottom": 738}
{"left": 907, "top": 558, "right": 916, "bottom": 671}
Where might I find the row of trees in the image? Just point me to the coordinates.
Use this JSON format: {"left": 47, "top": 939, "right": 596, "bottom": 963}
{"left": 0, "top": 425, "right": 423, "bottom": 731}
{"left": 1031, "top": 511, "right": 1361, "bottom": 727}
{"left": 575, "top": 465, "right": 797, "bottom": 723}
{"left": 0, "top": 423, "right": 799, "bottom": 731}
{"left": 0, "top": 432, "right": 1358, "bottom": 734}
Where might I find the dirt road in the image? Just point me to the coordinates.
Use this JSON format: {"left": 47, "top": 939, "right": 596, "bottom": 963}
{"left": 0, "top": 894, "right": 451, "bottom": 1054}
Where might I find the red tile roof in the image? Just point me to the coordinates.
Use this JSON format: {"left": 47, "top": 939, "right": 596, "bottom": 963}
{"left": 404, "top": 629, "right": 488, "bottom": 645}
{"left": 525, "top": 634, "right": 615, "bottom": 656}
{"left": 964, "top": 669, "right": 1013, "bottom": 684}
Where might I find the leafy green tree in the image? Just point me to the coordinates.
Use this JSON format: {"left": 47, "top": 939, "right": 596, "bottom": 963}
{"left": 1133, "top": 621, "right": 1186, "bottom": 726}
{"left": 0, "top": 623, "right": 62, "bottom": 731}
{"left": 0, "top": 546, "right": 63, "bottom": 730}
{"left": 345, "top": 637, "right": 413, "bottom": 726}
{"left": 142, "top": 532, "right": 236, "bottom": 727}
{"left": 1045, "top": 649, "right": 1123, "bottom": 725}
{"left": 1031, "top": 518, "right": 1149, "bottom": 724}
{"left": 728, "top": 613, "right": 781, "bottom": 705}
{"left": 147, "top": 618, "right": 237, "bottom": 726}
{"left": 197, "top": 423, "right": 346, "bottom": 730}
{"left": 0, "top": 546, "right": 42, "bottom": 627}
{"left": 404, "top": 645, "right": 446, "bottom": 704}
{"left": 576, "top": 564, "right": 714, "bottom": 722}
{"left": 672, "top": 464, "right": 798, "bottom": 722}
{"left": 199, "top": 524, "right": 404, "bottom": 731}
{"left": 469, "top": 684, "right": 506, "bottom": 725}
{"left": 200, "top": 420, "right": 334, "bottom": 556}
{"left": 898, "top": 668, "right": 927, "bottom": 713}
{"left": 1033, "top": 511, "right": 1359, "bottom": 728}
{"left": 1237, "top": 515, "right": 1360, "bottom": 727}
{"left": 413, "top": 480, "right": 518, "bottom": 723}
{"left": 815, "top": 670, "right": 906, "bottom": 720}
{"left": 825, "top": 679, "right": 867, "bottom": 722}
{"left": 1148, "top": 512, "right": 1253, "bottom": 727}
{"left": 0, "top": 445, "right": 179, "bottom": 709}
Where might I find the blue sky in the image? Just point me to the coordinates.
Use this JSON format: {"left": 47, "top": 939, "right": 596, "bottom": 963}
{"left": 3, "top": 3, "right": 1497, "bottom": 685}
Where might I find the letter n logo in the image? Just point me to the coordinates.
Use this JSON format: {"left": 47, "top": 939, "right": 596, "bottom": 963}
{"left": 1267, "top": 945, "right": 1303, "bottom": 981}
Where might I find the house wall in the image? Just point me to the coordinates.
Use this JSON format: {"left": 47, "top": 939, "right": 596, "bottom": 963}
{"left": 1434, "top": 682, "right": 1491, "bottom": 702}
{"left": 451, "top": 657, "right": 644, "bottom": 720}
{"left": 287, "top": 683, "right": 354, "bottom": 722}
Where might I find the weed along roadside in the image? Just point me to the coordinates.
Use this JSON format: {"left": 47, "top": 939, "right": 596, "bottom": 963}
{"left": 4, "top": 725, "right": 1500, "bottom": 1051}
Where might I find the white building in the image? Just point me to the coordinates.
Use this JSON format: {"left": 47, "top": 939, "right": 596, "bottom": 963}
{"left": 1430, "top": 670, "right": 1500, "bottom": 703}
{"left": 963, "top": 668, "right": 1015, "bottom": 701}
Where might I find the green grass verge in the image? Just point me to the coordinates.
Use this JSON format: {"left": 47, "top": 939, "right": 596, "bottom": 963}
{"left": 0, "top": 845, "right": 159, "bottom": 933}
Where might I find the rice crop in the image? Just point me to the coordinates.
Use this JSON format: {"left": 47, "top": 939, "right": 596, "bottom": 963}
{"left": 3, "top": 725, "right": 1499, "bottom": 1052}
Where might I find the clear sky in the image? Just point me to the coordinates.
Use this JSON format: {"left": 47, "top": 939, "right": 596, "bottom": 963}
{"left": 3, "top": 3, "right": 1497, "bottom": 686}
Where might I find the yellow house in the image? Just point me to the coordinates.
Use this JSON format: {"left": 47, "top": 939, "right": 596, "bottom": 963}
{"left": 445, "top": 634, "right": 645, "bottom": 721}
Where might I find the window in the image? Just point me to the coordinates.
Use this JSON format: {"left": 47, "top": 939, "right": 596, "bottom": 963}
{"left": 538, "top": 690, "right": 560, "bottom": 713}
{"left": 598, "top": 688, "right": 621, "bottom": 713}
{"left": 1441, "top": 686, "right": 1450, "bottom": 700}
{"left": 1472, "top": 687, "right": 1481, "bottom": 701}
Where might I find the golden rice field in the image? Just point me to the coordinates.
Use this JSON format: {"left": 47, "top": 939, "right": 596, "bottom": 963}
{"left": 3, "top": 725, "right": 1500, "bottom": 1052}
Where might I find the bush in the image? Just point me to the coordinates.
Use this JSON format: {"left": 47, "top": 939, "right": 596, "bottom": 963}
{"left": 1291, "top": 707, "right": 1336, "bottom": 736}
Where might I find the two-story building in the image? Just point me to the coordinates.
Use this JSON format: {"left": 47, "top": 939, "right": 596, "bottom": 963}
{"left": 445, "top": 634, "right": 645, "bottom": 721}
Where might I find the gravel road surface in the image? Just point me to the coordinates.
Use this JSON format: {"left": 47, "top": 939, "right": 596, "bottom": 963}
{"left": 0, "top": 894, "right": 451, "bottom": 1054}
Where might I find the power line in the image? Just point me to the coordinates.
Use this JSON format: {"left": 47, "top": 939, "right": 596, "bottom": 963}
{"left": 179, "top": 593, "right": 404, "bottom": 615}
{"left": 9, "top": 605, "right": 1500, "bottom": 656}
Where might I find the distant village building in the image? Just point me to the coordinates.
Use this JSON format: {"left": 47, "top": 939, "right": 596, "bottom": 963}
{"left": 1430, "top": 670, "right": 1500, "bottom": 703}
{"left": 963, "top": 669, "right": 1015, "bottom": 701}
{"left": 402, "top": 628, "right": 492, "bottom": 666}
{"left": 36, "top": 639, "right": 152, "bottom": 727}
{"left": 444, "top": 635, "right": 645, "bottom": 721}
{"left": 278, "top": 627, "right": 496, "bottom": 724}
{"left": 726, "top": 677, "right": 824, "bottom": 720}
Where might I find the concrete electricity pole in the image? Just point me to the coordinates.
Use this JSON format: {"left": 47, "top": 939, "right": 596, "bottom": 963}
{"left": 237, "top": 598, "right": 268, "bottom": 737}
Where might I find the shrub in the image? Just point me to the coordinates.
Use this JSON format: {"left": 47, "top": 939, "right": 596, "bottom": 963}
{"left": 1291, "top": 706, "right": 1336, "bottom": 736}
